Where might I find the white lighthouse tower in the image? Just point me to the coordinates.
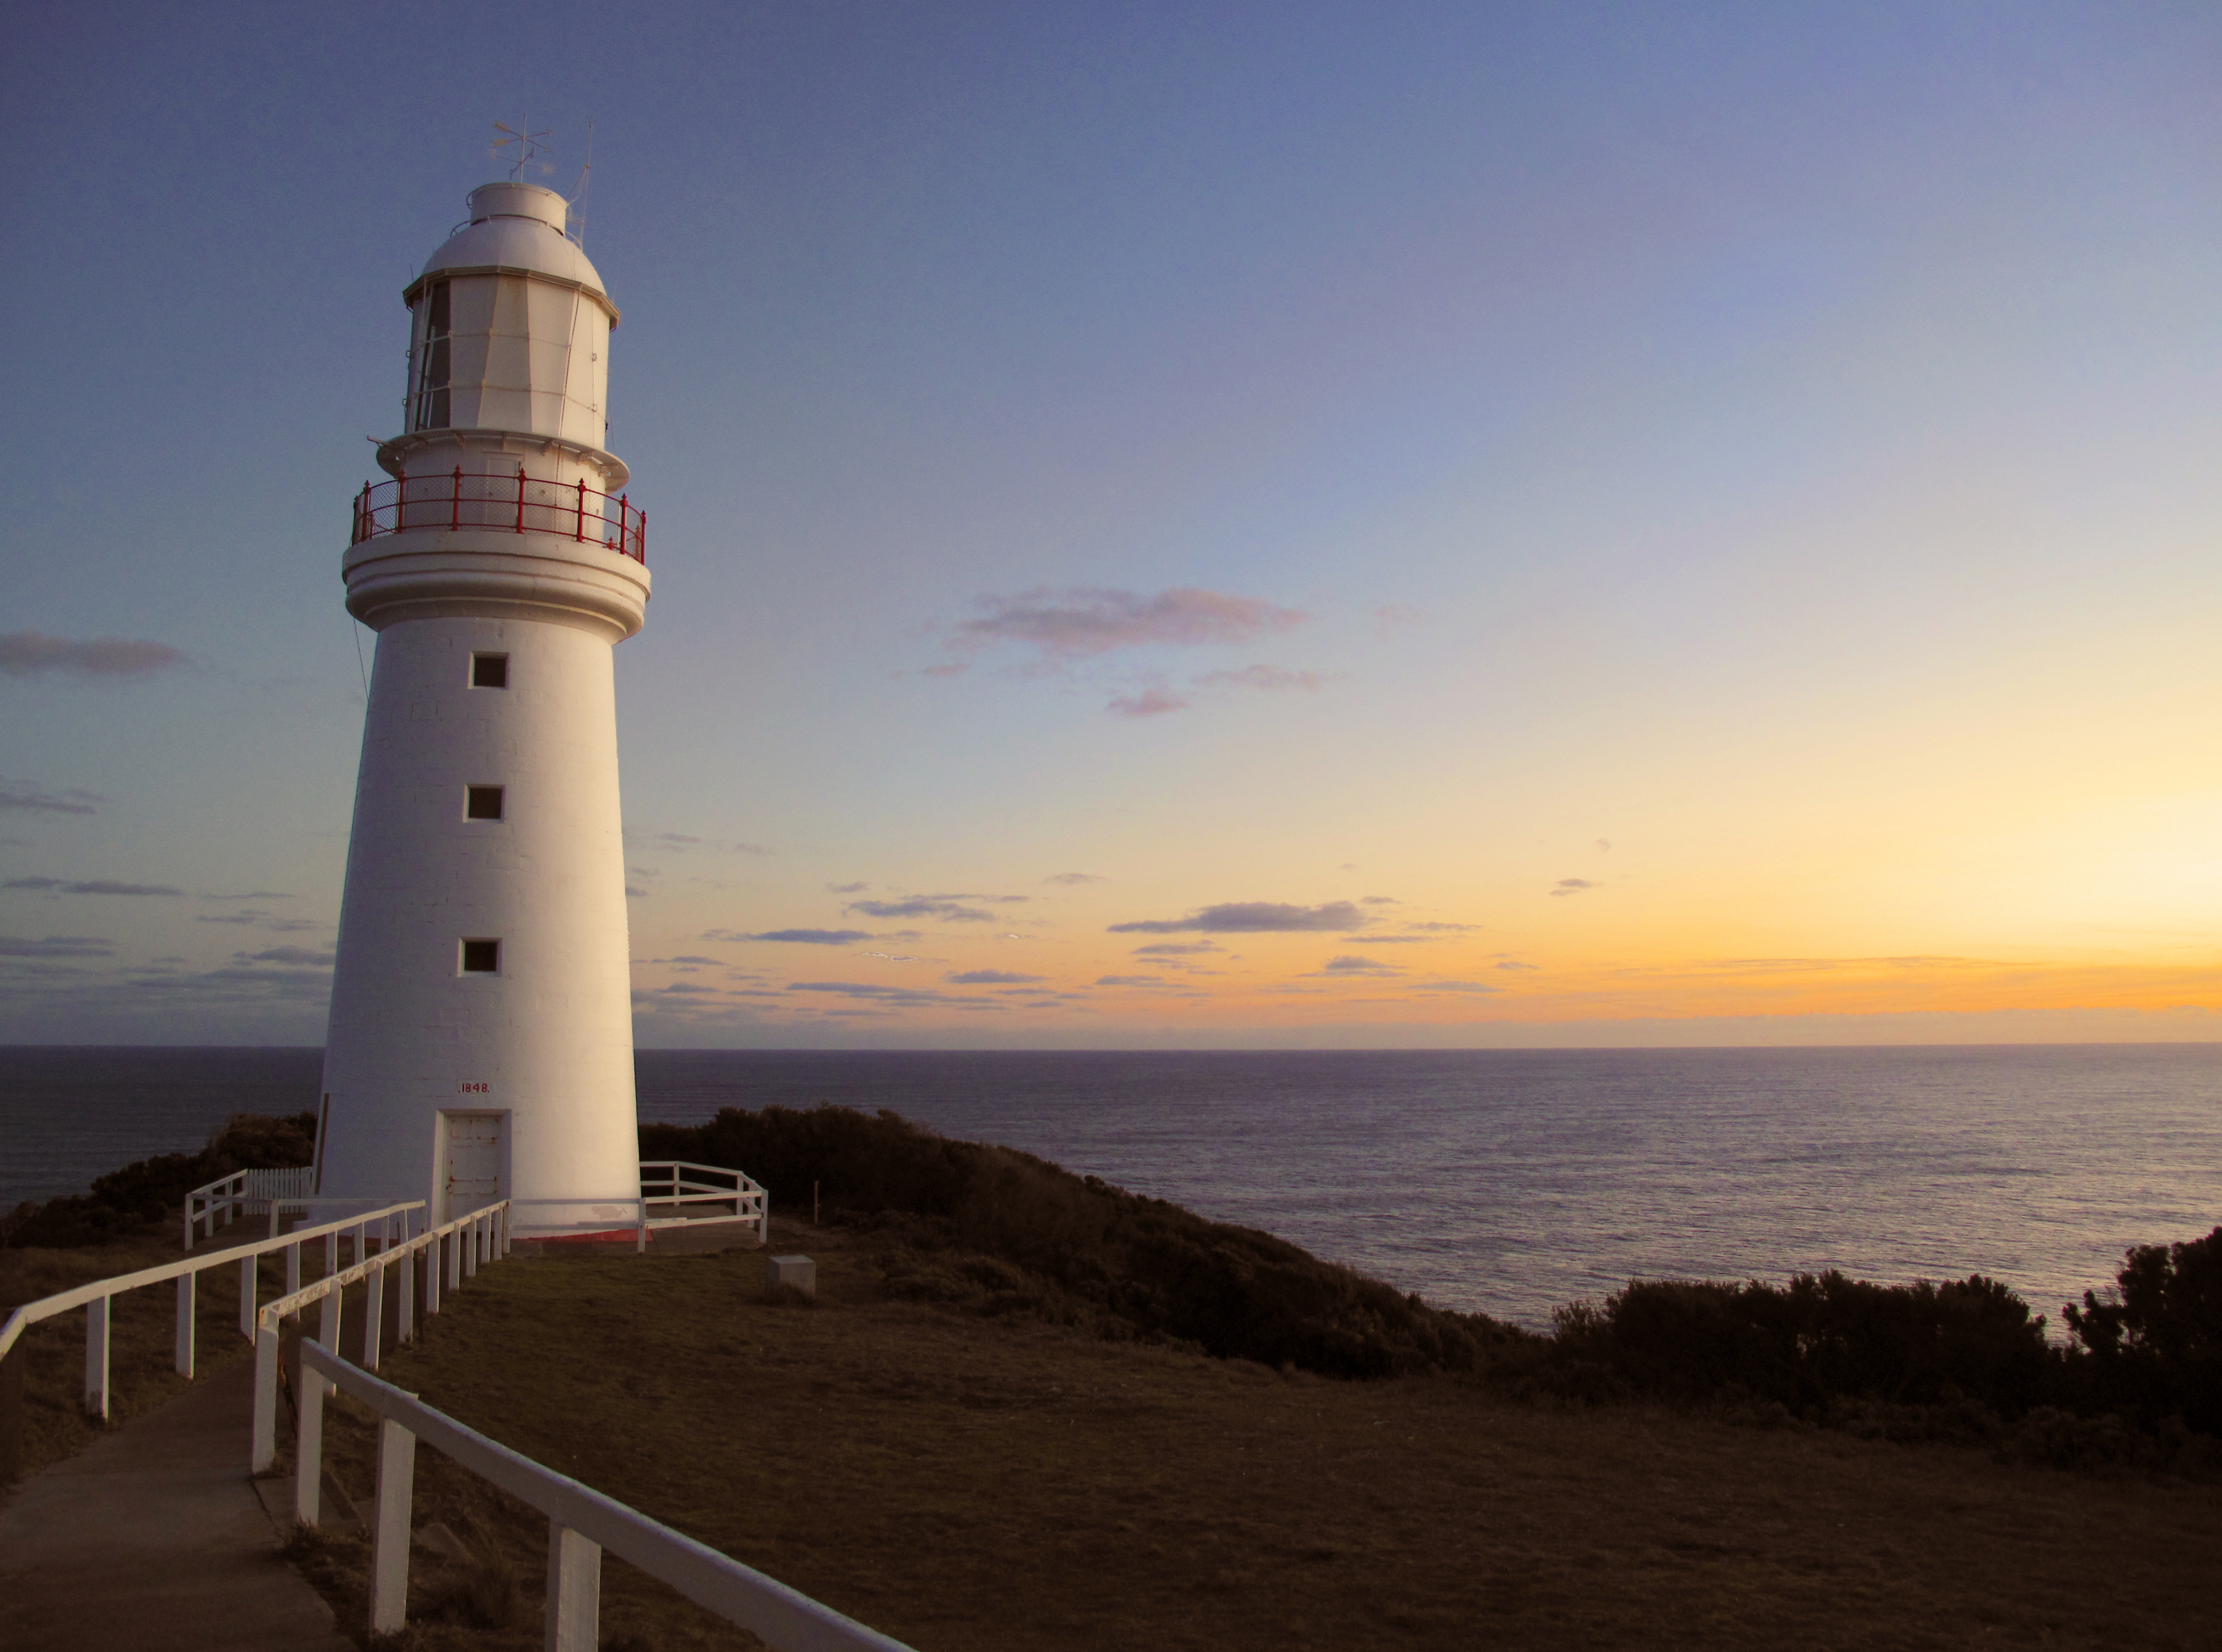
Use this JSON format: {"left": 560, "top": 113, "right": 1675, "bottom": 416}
{"left": 315, "top": 177, "right": 649, "bottom": 1236}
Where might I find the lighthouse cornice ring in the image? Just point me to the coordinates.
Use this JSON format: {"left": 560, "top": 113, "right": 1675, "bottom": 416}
{"left": 341, "top": 536, "right": 651, "bottom": 641}
{"left": 377, "top": 429, "right": 630, "bottom": 491}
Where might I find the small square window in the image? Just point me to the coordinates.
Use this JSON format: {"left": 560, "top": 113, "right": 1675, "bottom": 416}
{"left": 471, "top": 654, "right": 508, "bottom": 689}
{"left": 460, "top": 938, "right": 500, "bottom": 974}
{"left": 465, "top": 785, "right": 504, "bottom": 821}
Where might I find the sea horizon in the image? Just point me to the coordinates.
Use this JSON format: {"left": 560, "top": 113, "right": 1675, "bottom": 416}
{"left": 6, "top": 1042, "right": 2216, "bottom": 1330}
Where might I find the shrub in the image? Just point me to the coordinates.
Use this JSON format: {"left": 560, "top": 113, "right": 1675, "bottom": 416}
{"left": 1530, "top": 1270, "right": 2054, "bottom": 1419}
{"left": 641, "top": 1105, "right": 1528, "bottom": 1379}
{"left": 2062, "top": 1227, "right": 2222, "bottom": 1434}
{"left": 5, "top": 1111, "right": 318, "bottom": 1247}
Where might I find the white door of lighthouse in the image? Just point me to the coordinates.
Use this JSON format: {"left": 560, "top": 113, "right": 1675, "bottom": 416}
{"left": 442, "top": 1112, "right": 505, "bottom": 1222}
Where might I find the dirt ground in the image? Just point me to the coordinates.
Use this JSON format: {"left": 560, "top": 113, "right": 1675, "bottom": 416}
{"left": 277, "top": 1217, "right": 2222, "bottom": 1652}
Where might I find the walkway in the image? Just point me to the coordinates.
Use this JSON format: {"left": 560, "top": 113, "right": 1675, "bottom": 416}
{"left": 0, "top": 1355, "right": 351, "bottom": 1651}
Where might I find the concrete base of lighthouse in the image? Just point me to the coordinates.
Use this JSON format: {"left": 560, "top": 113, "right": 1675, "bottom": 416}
{"left": 316, "top": 594, "right": 646, "bottom": 1236}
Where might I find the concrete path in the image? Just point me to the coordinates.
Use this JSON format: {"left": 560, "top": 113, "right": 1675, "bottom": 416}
{"left": 0, "top": 1355, "right": 352, "bottom": 1652}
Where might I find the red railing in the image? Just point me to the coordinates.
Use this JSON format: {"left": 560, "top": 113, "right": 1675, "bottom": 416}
{"left": 351, "top": 468, "right": 646, "bottom": 564}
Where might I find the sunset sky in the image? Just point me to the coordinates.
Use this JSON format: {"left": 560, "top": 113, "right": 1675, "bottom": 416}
{"left": 6, "top": 2, "right": 2222, "bottom": 1047}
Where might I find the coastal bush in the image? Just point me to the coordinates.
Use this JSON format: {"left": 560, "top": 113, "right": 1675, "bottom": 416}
{"left": 2061, "top": 1227, "right": 2222, "bottom": 1434}
{"left": 640, "top": 1104, "right": 1529, "bottom": 1378}
{"left": 1528, "top": 1271, "right": 2055, "bottom": 1417}
{"left": 4, "top": 1111, "right": 317, "bottom": 1247}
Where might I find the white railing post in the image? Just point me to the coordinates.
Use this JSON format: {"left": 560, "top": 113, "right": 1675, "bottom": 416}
{"left": 285, "top": 1240, "right": 301, "bottom": 1301}
{"left": 424, "top": 1235, "right": 441, "bottom": 1317}
{"left": 370, "top": 1417, "right": 417, "bottom": 1633}
{"left": 500, "top": 1204, "right": 512, "bottom": 1257}
{"left": 547, "top": 1521, "right": 604, "bottom": 1651}
{"left": 294, "top": 1357, "right": 325, "bottom": 1527}
{"left": 83, "top": 1295, "right": 111, "bottom": 1418}
{"left": 326, "top": 1228, "right": 338, "bottom": 1279}
{"left": 448, "top": 1225, "right": 462, "bottom": 1291}
{"left": 239, "top": 1255, "right": 258, "bottom": 1342}
{"left": 363, "top": 1261, "right": 385, "bottom": 1370}
{"left": 398, "top": 1246, "right": 415, "bottom": 1345}
{"left": 250, "top": 1322, "right": 280, "bottom": 1473}
{"left": 174, "top": 1273, "right": 195, "bottom": 1378}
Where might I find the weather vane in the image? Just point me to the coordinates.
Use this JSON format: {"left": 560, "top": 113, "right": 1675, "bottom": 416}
{"left": 491, "top": 118, "right": 555, "bottom": 182}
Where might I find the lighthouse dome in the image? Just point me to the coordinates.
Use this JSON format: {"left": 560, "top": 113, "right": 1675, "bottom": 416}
{"left": 415, "top": 182, "right": 613, "bottom": 314}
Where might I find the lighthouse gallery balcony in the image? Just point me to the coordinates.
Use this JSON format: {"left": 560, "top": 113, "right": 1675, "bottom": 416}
{"left": 352, "top": 466, "right": 645, "bottom": 564}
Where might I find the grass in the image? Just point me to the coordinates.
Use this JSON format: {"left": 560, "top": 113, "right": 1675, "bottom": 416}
{"left": 280, "top": 1216, "right": 2222, "bottom": 1652}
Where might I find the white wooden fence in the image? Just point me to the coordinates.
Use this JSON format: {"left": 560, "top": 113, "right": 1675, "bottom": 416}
{"left": 0, "top": 1200, "right": 423, "bottom": 1419}
{"left": 183, "top": 1166, "right": 319, "bottom": 1249}
{"left": 296, "top": 1339, "right": 915, "bottom": 1650}
{"left": 248, "top": 1200, "right": 510, "bottom": 1472}
{"left": 639, "top": 1159, "right": 769, "bottom": 1243}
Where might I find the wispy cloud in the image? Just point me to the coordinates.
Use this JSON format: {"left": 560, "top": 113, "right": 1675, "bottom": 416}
{"left": 0, "top": 780, "right": 101, "bottom": 816}
{"left": 4, "top": 877, "right": 183, "bottom": 896}
{"left": 1108, "top": 687, "right": 1189, "bottom": 718}
{"left": 826, "top": 881, "right": 870, "bottom": 893}
{"left": 1308, "top": 954, "right": 1403, "bottom": 976}
{"left": 1130, "top": 941, "right": 1223, "bottom": 957}
{"left": 0, "top": 633, "right": 188, "bottom": 678}
{"left": 234, "top": 946, "right": 334, "bottom": 968}
{"left": 1413, "top": 979, "right": 1502, "bottom": 993}
{"left": 787, "top": 980, "right": 1007, "bottom": 1009}
{"left": 945, "top": 969, "right": 1043, "bottom": 985}
{"left": 1550, "top": 879, "right": 1597, "bottom": 897}
{"left": 848, "top": 898, "right": 995, "bottom": 923}
{"left": 1095, "top": 973, "right": 1167, "bottom": 987}
{"left": 1044, "top": 872, "right": 1103, "bottom": 886}
{"left": 0, "top": 934, "right": 113, "bottom": 958}
{"left": 950, "top": 586, "right": 1307, "bottom": 664}
{"left": 712, "top": 928, "right": 872, "bottom": 945}
{"left": 1109, "top": 900, "right": 1367, "bottom": 934}
{"left": 1193, "top": 665, "right": 1331, "bottom": 693}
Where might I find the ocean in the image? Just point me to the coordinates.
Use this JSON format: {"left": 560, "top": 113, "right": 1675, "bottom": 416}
{"left": 3, "top": 1044, "right": 2216, "bottom": 1328}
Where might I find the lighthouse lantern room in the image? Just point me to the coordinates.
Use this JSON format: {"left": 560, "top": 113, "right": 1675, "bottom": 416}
{"left": 316, "top": 178, "right": 650, "bottom": 1236}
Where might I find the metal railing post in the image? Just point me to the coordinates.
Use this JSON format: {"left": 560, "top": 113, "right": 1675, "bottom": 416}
{"left": 576, "top": 477, "right": 586, "bottom": 540}
{"left": 174, "top": 1274, "right": 195, "bottom": 1379}
{"left": 239, "top": 1255, "right": 258, "bottom": 1342}
{"left": 516, "top": 466, "right": 526, "bottom": 532}
{"left": 370, "top": 1417, "right": 417, "bottom": 1633}
{"left": 452, "top": 465, "right": 462, "bottom": 529}
{"left": 83, "top": 1296, "right": 110, "bottom": 1419}
{"left": 547, "top": 1522, "right": 604, "bottom": 1651}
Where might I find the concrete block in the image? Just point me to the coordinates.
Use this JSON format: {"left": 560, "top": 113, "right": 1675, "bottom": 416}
{"left": 767, "top": 1255, "right": 815, "bottom": 1295}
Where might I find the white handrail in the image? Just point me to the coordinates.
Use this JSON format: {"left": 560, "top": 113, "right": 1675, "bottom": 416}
{"left": 249, "top": 1200, "right": 510, "bottom": 1472}
{"left": 297, "top": 1338, "right": 916, "bottom": 1650}
{"left": 0, "top": 1199, "right": 425, "bottom": 1421}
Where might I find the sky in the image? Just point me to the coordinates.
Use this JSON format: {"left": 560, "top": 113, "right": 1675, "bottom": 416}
{"left": 5, "top": 1, "right": 2222, "bottom": 1048}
